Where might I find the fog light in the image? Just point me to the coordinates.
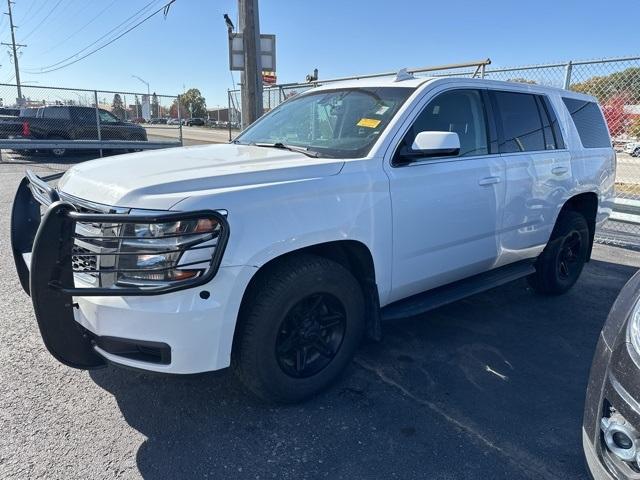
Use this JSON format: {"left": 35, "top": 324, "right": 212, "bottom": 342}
{"left": 601, "top": 413, "right": 639, "bottom": 462}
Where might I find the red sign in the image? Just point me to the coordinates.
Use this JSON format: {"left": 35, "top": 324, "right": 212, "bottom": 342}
{"left": 262, "top": 71, "right": 277, "bottom": 85}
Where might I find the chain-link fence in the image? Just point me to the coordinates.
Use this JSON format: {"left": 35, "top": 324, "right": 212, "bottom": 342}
{"left": 229, "top": 55, "right": 640, "bottom": 248}
{"left": 0, "top": 84, "right": 183, "bottom": 158}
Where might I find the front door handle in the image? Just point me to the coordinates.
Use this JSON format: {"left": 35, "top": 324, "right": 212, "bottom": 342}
{"left": 478, "top": 176, "right": 501, "bottom": 186}
{"left": 552, "top": 166, "right": 568, "bottom": 176}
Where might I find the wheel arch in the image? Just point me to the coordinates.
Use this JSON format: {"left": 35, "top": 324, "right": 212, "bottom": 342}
{"left": 558, "top": 191, "right": 598, "bottom": 260}
{"left": 232, "top": 240, "right": 381, "bottom": 357}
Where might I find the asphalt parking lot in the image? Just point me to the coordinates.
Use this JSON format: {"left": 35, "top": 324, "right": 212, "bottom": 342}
{"left": 1, "top": 152, "right": 640, "bottom": 479}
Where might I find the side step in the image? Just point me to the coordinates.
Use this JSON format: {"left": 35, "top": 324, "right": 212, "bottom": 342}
{"left": 381, "top": 260, "right": 536, "bottom": 321}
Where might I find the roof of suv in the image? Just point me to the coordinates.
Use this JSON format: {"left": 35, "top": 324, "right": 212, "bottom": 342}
{"left": 308, "top": 75, "right": 596, "bottom": 102}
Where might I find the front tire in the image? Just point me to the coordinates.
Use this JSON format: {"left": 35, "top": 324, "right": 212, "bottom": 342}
{"left": 233, "top": 254, "right": 365, "bottom": 403}
{"left": 528, "top": 210, "right": 589, "bottom": 295}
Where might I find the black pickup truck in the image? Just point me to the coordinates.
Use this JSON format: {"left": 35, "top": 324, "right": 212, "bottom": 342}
{"left": 0, "top": 105, "right": 148, "bottom": 157}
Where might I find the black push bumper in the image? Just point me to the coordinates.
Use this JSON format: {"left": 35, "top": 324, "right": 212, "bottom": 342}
{"left": 11, "top": 170, "right": 229, "bottom": 370}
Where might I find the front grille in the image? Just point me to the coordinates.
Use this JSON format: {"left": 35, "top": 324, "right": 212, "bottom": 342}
{"left": 71, "top": 245, "right": 97, "bottom": 274}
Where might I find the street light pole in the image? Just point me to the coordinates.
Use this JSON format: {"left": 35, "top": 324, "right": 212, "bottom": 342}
{"left": 132, "top": 74, "right": 151, "bottom": 120}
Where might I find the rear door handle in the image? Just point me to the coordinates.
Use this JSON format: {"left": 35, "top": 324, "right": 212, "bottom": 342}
{"left": 478, "top": 176, "right": 501, "bottom": 186}
{"left": 551, "top": 166, "right": 568, "bottom": 175}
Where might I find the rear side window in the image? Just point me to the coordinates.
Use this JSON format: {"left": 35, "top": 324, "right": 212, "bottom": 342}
{"left": 42, "top": 108, "right": 70, "bottom": 120}
{"left": 562, "top": 98, "right": 611, "bottom": 148}
{"left": 492, "top": 91, "right": 545, "bottom": 153}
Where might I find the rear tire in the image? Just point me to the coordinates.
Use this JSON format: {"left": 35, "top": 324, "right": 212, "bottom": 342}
{"left": 232, "top": 254, "right": 365, "bottom": 403}
{"left": 527, "top": 210, "right": 589, "bottom": 295}
{"left": 48, "top": 136, "right": 67, "bottom": 158}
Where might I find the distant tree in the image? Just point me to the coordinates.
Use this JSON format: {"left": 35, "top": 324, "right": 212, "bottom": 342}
{"left": 629, "top": 116, "right": 640, "bottom": 139}
{"left": 169, "top": 88, "right": 207, "bottom": 118}
{"left": 134, "top": 94, "right": 141, "bottom": 118}
{"left": 111, "top": 93, "right": 125, "bottom": 119}
{"left": 151, "top": 92, "right": 159, "bottom": 118}
{"left": 507, "top": 78, "right": 537, "bottom": 84}
{"left": 571, "top": 67, "right": 640, "bottom": 103}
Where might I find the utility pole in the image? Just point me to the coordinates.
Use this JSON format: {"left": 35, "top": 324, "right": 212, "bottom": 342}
{"left": 238, "top": 0, "right": 262, "bottom": 127}
{"left": 3, "top": 0, "right": 25, "bottom": 103}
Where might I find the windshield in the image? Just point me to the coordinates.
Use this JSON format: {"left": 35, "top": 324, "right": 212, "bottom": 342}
{"left": 235, "top": 87, "right": 414, "bottom": 158}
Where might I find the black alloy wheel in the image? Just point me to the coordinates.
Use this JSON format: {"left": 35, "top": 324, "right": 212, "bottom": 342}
{"left": 275, "top": 293, "right": 346, "bottom": 378}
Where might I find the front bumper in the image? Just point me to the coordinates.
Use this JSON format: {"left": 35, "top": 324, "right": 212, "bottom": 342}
{"left": 583, "top": 272, "right": 640, "bottom": 479}
{"left": 11, "top": 171, "right": 250, "bottom": 374}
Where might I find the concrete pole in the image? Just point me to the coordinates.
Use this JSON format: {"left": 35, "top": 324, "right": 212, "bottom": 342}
{"left": 238, "top": 0, "right": 263, "bottom": 128}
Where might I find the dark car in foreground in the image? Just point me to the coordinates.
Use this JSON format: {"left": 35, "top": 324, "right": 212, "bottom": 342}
{"left": 584, "top": 269, "right": 640, "bottom": 479}
{"left": 0, "top": 105, "right": 147, "bottom": 157}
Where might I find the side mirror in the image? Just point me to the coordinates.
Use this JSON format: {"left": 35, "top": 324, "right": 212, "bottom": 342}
{"left": 398, "top": 131, "right": 460, "bottom": 163}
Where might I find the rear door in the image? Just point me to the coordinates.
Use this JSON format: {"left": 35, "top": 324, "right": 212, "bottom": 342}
{"left": 489, "top": 90, "right": 572, "bottom": 266}
{"left": 383, "top": 88, "right": 506, "bottom": 302}
{"left": 71, "top": 108, "right": 99, "bottom": 139}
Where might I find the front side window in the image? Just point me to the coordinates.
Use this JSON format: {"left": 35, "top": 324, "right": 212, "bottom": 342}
{"left": 99, "top": 109, "right": 120, "bottom": 124}
{"left": 235, "top": 87, "right": 414, "bottom": 159}
{"left": 74, "top": 108, "right": 96, "bottom": 123}
{"left": 402, "top": 89, "right": 489, "bottom": 158}
{"left": 493, "top": 91, "right": 545, "bottom": 153}
{"left": 562, "top": 98, "right": 611, "bottom": 148}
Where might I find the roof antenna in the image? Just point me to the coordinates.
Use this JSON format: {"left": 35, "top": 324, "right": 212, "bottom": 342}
{"left": 394, "top": 68, "right": 415, "bottom": 82}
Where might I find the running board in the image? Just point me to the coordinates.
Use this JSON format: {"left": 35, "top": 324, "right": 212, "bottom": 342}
{"left": 381, "top": 261, "right": 536, "bottom": 321}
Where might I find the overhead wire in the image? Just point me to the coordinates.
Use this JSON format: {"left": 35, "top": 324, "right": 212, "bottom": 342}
{"left": 27, "top": 0, "right": 175, "bottom": 74}
{"left": 26, "top": 0, "right": 160, "bottom": 71}
{"left": 21, "top": 0, "right": 66, "bottom": 42}
{"left": 36, "top": 0, "right": 120, "bottom": 57}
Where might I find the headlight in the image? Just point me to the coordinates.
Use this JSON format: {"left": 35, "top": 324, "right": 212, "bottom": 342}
{"left": 628, "top": 297, "right": 640, "bottom": 354}
{"left": 116, "top": 218, "right": 220, "bottom": 285}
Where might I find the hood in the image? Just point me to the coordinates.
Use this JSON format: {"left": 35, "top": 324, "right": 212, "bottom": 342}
{"left": 58, "top": 144, "right": 344, "bottom": 210}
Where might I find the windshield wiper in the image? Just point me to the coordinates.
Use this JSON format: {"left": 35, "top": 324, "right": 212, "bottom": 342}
{"left": 252, "top": 142, "right": 320, "bottom": 158}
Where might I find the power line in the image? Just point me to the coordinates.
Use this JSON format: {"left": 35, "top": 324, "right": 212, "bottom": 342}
{"left": 28, "top": 0, "right": 175, "bottom": 74}
{"left": 28, "top": 0, "right": 159, "bottom": 71}
{"left": 21, "top": 0, "right": 66, "bottom": 42}
{"left": 16, "top": 0, "right": 44, "bottom": 25}
{"left": 36, "top": 0, "right": 119, "bottom": 57}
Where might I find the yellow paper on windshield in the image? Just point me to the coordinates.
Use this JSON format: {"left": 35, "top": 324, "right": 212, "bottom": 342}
{"left": 357, "top": 118, "right": 381, "bottom": 128}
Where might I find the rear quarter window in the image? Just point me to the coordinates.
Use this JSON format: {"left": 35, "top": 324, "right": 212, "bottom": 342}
{"left": 42, "top": 108, "right": 70, "bottom": 120}
{"left": 562, "top": 98, "right": 611, "bottom": 148}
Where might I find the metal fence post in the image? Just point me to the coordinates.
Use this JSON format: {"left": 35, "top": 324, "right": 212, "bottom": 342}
{"left": 94, "top": 90, "right": 103, "bottom": 157}
{"left": 227, "top": 90, "right": 232, "bottom": 142}
{"left": 563, "top": 61, "right": 573, "bottom": 89}
{"left": 177, "top": 94, "right": 183, "bottom": 146}
{"left": 480, "top": 63, "right": 486, "bottom": 79}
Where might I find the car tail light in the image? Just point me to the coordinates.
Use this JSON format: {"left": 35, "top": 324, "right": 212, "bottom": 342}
{"left": 22, "top": 121, "right": 30, "bottom": 137}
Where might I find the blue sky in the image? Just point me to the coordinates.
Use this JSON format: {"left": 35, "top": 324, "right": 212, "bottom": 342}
{"left": 3, "top": 0, "right": 637, "bottom": 107}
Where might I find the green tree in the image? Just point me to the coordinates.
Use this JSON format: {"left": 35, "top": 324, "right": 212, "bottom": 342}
{"left": 111, "top": 93, "right": 125, "bottom": 120}
{"left": 571, "top": 67, "right": 640, "bottom": 103}
{"left": 151, "top": 92, "right": 159, "bottom": 118}
{"left": 629, "top": 116, "right": 640, "bottom": 139}
{"left": 170, "top": 88, "right": 207, "bottom": 118}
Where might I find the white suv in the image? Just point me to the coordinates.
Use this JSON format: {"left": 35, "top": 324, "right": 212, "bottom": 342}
{"left": 12, "top": 74, "right": 615, "bottom": 402}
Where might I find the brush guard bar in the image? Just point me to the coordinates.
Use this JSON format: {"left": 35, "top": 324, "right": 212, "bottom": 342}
{"left": 11, "top": 171, "right": 229, "bottom": 369}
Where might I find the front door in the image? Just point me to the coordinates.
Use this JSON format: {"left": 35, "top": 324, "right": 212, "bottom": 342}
{"left": 384, "top": 88, "right": 505, "bottom": 302}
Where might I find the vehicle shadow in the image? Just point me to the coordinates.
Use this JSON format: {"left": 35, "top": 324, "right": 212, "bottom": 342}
{"left": 89, "top": 258, "right": 639, "bottom": 480}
